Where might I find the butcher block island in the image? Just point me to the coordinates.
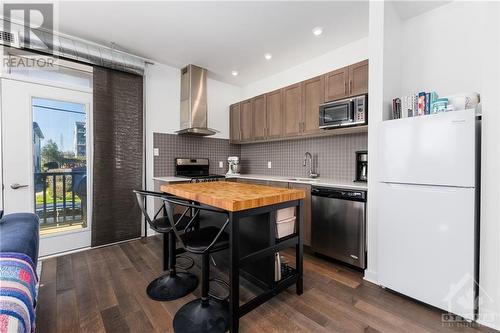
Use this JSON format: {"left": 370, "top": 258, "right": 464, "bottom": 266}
{"left": 161, "top": 180, "right": 305, "bottom": 211}
{"left": 161, "top": 180, "right": 305, "bottom": 333}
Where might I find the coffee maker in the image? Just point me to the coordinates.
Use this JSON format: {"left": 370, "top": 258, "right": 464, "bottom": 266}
{"left": 226, "top": 156, "right": 241, "bottom": 176}
{"left": 355, "top": 151, "right": 368, "bottom": 182}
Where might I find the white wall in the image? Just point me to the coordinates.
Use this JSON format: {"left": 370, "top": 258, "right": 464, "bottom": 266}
{"left": 144, "top": 63, "right": 241, "bottom": 138}
{"left": 370, "top": 1, "right": 500, "bottom": 329}
{"left": 365, "top": 0, "right": 385, "bottom": 284}
{"left": 241, "top": 37, "right": 369, "bottom": 99}
{"left": 399, "top": 3, "right": 484, "bottom": 97}
{"left": 207, "top": 79, "right": 242, "bottom": 137}
{"left": 144, "top": 62, "right": 241, "bottom": 233}
{"left": 477, "top": 1, "right": 500, "bottom": 330}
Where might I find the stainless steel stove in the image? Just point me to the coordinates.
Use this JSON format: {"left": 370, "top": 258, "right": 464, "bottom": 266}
{"left": 175, "top": 158, "right": 225, "bottom": 183}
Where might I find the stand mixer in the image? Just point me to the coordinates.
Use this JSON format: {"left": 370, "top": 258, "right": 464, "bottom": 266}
{"left": 226, "top": 156, "right": 241, "bottom": 175}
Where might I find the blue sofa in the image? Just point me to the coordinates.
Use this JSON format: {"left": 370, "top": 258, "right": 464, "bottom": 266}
{"left": 0, "top": 212, "right": 40, "bottom": 332}
{"left": 0, "top": 211, "right": 40, "bottom": 266}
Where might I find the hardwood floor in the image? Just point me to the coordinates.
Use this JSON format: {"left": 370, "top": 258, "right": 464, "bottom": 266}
{"left": 36, "top": 236, "right": 496, "bottom": 333}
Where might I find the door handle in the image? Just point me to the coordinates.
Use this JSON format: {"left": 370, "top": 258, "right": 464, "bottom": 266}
{"left": 10, "top": 183, "right": 29, "bottom": 189}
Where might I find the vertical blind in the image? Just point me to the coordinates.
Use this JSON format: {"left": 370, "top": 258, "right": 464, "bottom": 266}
{"left": 92, "top": 67, "right": 143, "bottom": 246}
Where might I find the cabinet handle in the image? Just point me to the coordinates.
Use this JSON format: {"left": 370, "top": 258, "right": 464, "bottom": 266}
{"left": 350, "top": 80, "right": 353, "bottom": 93}
{"left": 344, "top": 82, "right": 347, "bottom": 95}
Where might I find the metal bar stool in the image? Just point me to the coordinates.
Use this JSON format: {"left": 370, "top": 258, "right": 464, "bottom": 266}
{"left": 163, "top": 196, "right": 231, "bottom": 333}
{"left": 134, "top": 190, "right": 198, "bottom": 301}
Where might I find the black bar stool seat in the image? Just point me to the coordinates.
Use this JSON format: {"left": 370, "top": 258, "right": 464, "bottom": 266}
{"left": 150, "top": 214, "right": 190, "bottom": 233}
{"left": 181, "top": 226, "right": 229, "bottom": 253}
{"left": 134, "top": 190, "right": 199, "bottom": 302}
{"left": 162, "top": 197, "right": 231, "bottom": 333}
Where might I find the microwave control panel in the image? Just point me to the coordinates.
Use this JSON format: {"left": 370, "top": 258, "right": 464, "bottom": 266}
{"left": 354, "top": 97, "right": 366, "bottom": 123}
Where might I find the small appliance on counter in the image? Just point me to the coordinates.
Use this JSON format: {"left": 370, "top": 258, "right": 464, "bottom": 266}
{"left": 355, "top": 150, "right": 368, "bottom": 182}
{"left": 226, "top": 156, "right": 241, "bottom": 176}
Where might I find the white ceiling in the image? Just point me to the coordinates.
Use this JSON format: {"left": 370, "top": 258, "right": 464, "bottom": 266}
{"left": 390, "top": 1, "right": 451, "bottom": 20}
{"left": 55, "top": 1, "right": 369, "bottom": 86}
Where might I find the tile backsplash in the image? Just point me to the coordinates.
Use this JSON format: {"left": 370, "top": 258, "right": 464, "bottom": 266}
{"left": 239, "top": 133, "right": 367, "bottom": 181}
{"left": 153, "top": 132, "right": 367, "bottom": 181}
{"left": 153, "top": 133, "right": 240, "bottom": 176}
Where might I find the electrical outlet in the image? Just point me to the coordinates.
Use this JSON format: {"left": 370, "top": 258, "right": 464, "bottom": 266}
{"left": 268, "top": 161, "right": 272, "bottom": 169}
{"left": 219, "top": 161, "right": 224, "bottom": 168}
{"left": 153, "top": 148, "right": 159, "bottom": 156}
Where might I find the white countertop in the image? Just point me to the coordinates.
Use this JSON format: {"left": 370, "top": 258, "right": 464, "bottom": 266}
{"left": 154, "top": 174, "right": 367, "bottom": 190}
{"left": 226, "top": 174, "right": 368, "bottom": 190}
{"left": 153, "top": 176, "right": 191, "bottom": 182}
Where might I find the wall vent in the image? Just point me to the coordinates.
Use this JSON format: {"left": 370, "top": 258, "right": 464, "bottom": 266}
{"left": 0, "top": 30, "right": 20, "bottom": 48}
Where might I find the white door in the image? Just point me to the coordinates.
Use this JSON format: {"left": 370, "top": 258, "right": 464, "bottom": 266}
{"left": 377, "top": 182, "right": 476, "bottom": 320}
{"left": 1, "top": 78, "right": 93, "bottom": 256}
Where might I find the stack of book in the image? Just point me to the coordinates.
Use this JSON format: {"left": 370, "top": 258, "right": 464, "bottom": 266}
{"left": 392, "top": 91, "right": 438, "bottom": 119}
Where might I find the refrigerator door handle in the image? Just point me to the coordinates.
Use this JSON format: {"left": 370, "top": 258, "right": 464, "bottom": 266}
{"left": 380, "top": 182, "right": 474, "bottom": 190}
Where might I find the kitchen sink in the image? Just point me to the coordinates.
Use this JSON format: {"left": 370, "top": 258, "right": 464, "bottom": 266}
{"left": 287, "top": 177, "right": 319, "bottom": 182}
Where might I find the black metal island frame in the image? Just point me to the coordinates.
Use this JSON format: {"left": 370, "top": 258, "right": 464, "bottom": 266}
{"left": 161, "top": 181, "right": 305, "bottom": 332}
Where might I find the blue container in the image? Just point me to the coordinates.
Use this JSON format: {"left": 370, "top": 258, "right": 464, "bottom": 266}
{"left": 432, "top": 98, "right": 448, "bottom": 113}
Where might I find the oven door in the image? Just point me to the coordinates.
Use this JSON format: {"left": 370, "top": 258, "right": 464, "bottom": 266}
{"left": 319, "top": 99, "right": 354, "bottom": 128}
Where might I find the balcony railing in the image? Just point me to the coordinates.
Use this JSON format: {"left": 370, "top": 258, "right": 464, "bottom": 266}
{"left": 34, "top": 170, "right": 86, "bottom": 229}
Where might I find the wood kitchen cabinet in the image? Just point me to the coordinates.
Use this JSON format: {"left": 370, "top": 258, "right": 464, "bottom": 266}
{"left": 229, "top": 103, "right": 241, "bottom": 143}
{"left": 252, "top": 94, "right": 267, "bottom": 140}
{"left": 288, "top": 183, "right": 312, "bottom": 246}
{"left": 348, "top": 59, "right": 369, "bottom": 96}
{"left": 325, "top": 67, "right": 349, "bottom": 102}
{"left": 230, "top": 59, "right": 368, "bottom": 144}
{"left": 235, "top": 178, "right": 268, "bottom": 186}
{"left": 324, "top": 60, "right": 369, "bottom": 102}
{"left": 266, "top": 89, "right": 283, "bottom": 139}
{"left": 240, "top": 99, "right": 253, "bottom": 141}
{"left": 266, "top": 180, "right": 288, "bottom": 188}
{"left": 302, "top": 75, "right": 324, "bottom": 135}
{"left": 237, "top": 178, "right": 288, "bottom": 188}
{"left": 283, "top": 83, "right": 302, "bottom": 137}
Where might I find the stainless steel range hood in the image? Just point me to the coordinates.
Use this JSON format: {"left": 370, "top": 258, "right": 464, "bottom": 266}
{"left": 176, "top": 64, "right": 218, "bottom": 136}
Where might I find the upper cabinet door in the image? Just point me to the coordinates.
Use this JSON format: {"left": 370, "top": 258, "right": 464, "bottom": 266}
{"left": 240, "top": 99, "right": 253, "bottom": 141}
{"left": 324, "top": 67, "right": 349, "bottom": 102}
{"left": 349, "top": 59, "right": 369, "bottom": 96}
{"left": 229, "top": 103, "right": 241, "bottom": 142}
{"left": 266, "top": 89, "right": 283, "bottom": 139}
{"left": 283, "top": 83, "right": 302, "bottom": 137}
{"left": 252, "top": 94, "right": 267, "bottom": 140}
{"left": 302, "top": 75, "right": 324, "bottom": 135}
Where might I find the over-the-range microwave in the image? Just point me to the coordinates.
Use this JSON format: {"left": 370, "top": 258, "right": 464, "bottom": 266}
{"left": 319, "top": 94, "right": 368, "bottom": 129}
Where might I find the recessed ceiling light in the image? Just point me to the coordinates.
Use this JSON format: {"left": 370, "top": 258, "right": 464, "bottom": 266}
{"left": 264, "top": 53, "right": 272, "bottom": 60}
{"left": 231, "top": 70, "right": 238, "bottom": 76}
{"left": 312, "top": 27, "right": 323, "bottom": 36}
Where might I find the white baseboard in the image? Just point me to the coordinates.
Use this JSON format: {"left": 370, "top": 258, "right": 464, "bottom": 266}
{"left": 363, "top": 270, "right": 378, "bottom": 284}
{"left": 39, "top": 246, "right": 90, "bottom": 260}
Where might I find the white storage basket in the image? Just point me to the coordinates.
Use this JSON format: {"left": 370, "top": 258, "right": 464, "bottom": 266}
{"left": 276, "top": 216, "right": 296, "bottom": 239}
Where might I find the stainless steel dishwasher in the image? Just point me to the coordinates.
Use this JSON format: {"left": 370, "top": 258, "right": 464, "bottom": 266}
{"left": 311, "top": 186, "right": 366, "bottom": 269}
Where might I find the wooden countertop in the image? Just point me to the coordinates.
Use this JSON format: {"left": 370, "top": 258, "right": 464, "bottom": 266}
{"left": 160, "top": 181, "right": 305, "bottom": 212}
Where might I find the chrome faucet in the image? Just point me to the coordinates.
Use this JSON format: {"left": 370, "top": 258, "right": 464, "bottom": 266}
{"left": 303, "top": 152, "right": 319, "bottom": 178}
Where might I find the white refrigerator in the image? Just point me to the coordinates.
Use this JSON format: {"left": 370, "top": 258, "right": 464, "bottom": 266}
{"left": 377, "top": 109, "right": 479, "bottom": 320}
